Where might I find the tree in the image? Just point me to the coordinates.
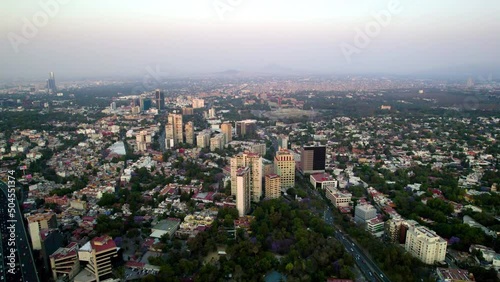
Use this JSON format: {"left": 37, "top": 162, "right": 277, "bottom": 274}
{"left": 286, "top": 262, "right": 294, "bottom": 272}
{"left": 97, "top": 193, "right": 116, "bottom": 207}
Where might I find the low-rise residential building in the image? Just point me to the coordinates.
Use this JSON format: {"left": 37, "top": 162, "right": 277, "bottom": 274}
{"left": 367, "top": 217, "right": 385, "bottom": 237}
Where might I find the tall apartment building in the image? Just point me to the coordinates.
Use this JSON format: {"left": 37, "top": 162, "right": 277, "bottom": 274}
{"left": 385, "top": 219, "right": 404, "bottom": 243}
{"left": 197, "top": 131, "right": 210, "bottom": 148}
{"left": 139, "top": 97, "right": 152, "bottom": 112}
{"left": 236, "top": 167, "right": 251, "bottom": 217}
{"left": 230, "top": 152, "right": 263, "bottom": 201}
{"left": 208, "top": 108, "right": 216, "bottom": 119}
{"left": 210, "top": 134, "right": 225, "bottom": 151}
{"left": 192, "top": 98, "right": 205, "bottom": 109}
{"left": 47, "top": 72, "right": 57, "bottom": 94}
{"left": 165, "top": 113, "right": 183, "bottom": 148}
{"left": 278, "top": 134, "right": 289, "bottom": 149}
{"left": 300, "top": 145, "right": 326, "bottom": 174}
{"left": 220, "top": 122, "right": 233, "bottom": 143}
{"left": 27, "top": 212, "right": 57, "bottom": 250}
{"left": 185, "top": 121, "right": 194, "bottom": 145}
{"left": 41, "top": 229, "right": 64, "bottom": 277}
{"left": 265, "top": 174, "right": 281, "bottom": 199}
{"left": 274, "top": 149, "right": 295, "bottom": 190}
{"left": 78, "top": 235, "right": 118, "bottom": 282}
{"left": 136, "top": 130, "right": 151, "bottom": 152}
{"left": 155, "top": 89, "right": 165, "bottom": 111}
{"left": 405, "top": 224, "right": 447, "bottom": 264}
{"left": 50, "top": 242, "right": 80, "bottom": 281}
{"left": 236, "top": 120, "right": 257, "bottom": 137}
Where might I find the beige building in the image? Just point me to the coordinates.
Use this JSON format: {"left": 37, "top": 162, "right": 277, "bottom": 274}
{"left": 405, "top": 224, "right": 447, "bottom": 264}
{"left": 230, "top": 152, "right": 263, "bottom": 201}
{"left": 70, "top": 199, "right": 88, "bottom": 211}
{"left": 220, "top": 122, "right": 232, "bottom": 143}
{"left": 192, "top": 98, "right": 205, "bottom": 109}
{"left": 136, "top": 130, "right": 151, "bottom": 152}
{"left": 197, "top": 132, "right": 210, "bottom": 148}
{"left": 274, "top": 149, "right": 295, "bottom": 190}
{"left": 210, "top": 134, "right": 225, "bottom": 151}
{"left": 77, "top": 235, "right": 118, "bottom": 282}
{"left": 251, "top": 143, "right": 266, "bottom": 157}
{"left": 385, "top": 219, "right": 403, "bottom": 243}
{"left": 265, "top": 174, "right": 281, "bottom": 199}
{"left": 165, "top": 113, "right": 183, "bottom": 148}
{"left": 208, "top": 108, "right": 216, "bottom": 119}
{"left": 236, "top": 167, "right": 251, "bottom": 217}
{"left": 325, "top": 186, "right": 351, "bottom": 208}
{"left": 28, "top": 212, "right": 57, "bottom": 250}
{"left": 185, "top": 121, "right": 194, "bottom": 145}
{"left": 50, "top": 242, "right": 80, "bottom": 281}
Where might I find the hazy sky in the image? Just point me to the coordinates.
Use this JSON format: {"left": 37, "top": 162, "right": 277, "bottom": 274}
{"left": 1, "top": 0, "right": 499, "bottom": 80}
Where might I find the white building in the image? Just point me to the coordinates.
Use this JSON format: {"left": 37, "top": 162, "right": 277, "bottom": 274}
{"left": 354, "top": 203, "right": 377, "bottom": 224}
{"left": 405, "top": 224, "right": 447, "bottom": 264}
{"left": 236, "top": 167, "right": 251, "bottom": 217}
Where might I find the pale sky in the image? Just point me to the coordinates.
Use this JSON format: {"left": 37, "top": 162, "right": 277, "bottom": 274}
{"left": 1, "top": 0, "right": 499, "bottom": 80}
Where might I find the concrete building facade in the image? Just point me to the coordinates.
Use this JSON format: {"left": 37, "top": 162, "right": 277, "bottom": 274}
{"left": 230, "top": 152, "right": 263, "bottom": 201}
{"left": 265, "top": 174, "right": 281, "bottom": 199}
{"left": 27, "top": 212, "right": 57, "bottom": 250}
{"left": 405, "top": 224, "right": 447, "bottom": 264}
{"left": 236, "top": 167, "right": 251, "bottom": 217}
{"left": 274, "top": 149, "right": 296, "bottom": 190}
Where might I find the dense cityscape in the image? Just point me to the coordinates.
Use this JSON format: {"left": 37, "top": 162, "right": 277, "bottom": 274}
{"left": 0, "top": 72, "right": 499, "bottom": 282}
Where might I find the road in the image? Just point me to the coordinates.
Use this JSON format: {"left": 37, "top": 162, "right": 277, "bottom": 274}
{"left": 300, "top": 174, "right": 391, "bottom": 282}
{"left": 0, "top": 180, "right": 40, "bottom": 282}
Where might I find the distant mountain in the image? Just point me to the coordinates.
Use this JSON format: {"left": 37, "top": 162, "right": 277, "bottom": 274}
{"left": 217, "top": 69, "right": 241, "bottom": 75}
{"left": 259, "top": 63, "right": 296, "bottom": 75}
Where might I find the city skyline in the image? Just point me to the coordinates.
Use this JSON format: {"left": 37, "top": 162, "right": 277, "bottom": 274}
{"left": 1, "top": 0, "right": 500, "bottom": 80}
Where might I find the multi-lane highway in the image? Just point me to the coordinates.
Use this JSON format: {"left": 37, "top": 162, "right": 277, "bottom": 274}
{"left": 301, "top": 174, "right": 391, "bottom": 282}
{"left": 0, "top": 180, "right": 40, "bottom": 282}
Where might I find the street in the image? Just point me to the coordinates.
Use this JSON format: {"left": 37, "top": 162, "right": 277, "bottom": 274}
{"left": 301, "top": 174, "right": 391, "bottom": 282}
{"left": 0, "top": 181, "right": 40, "bottom": 282}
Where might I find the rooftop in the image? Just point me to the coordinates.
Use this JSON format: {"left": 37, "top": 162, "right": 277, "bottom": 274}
{"left": 50, "top": 242, "right": 79, "bottom": 260}
{"left": 27, "top": 212, "right": 55, "bottom": 223}
{"left": 90, "top": 235, "right": 117, "bottom": 253}
{"left": 311, "top": 173, "right": 335, "bottom": 182}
